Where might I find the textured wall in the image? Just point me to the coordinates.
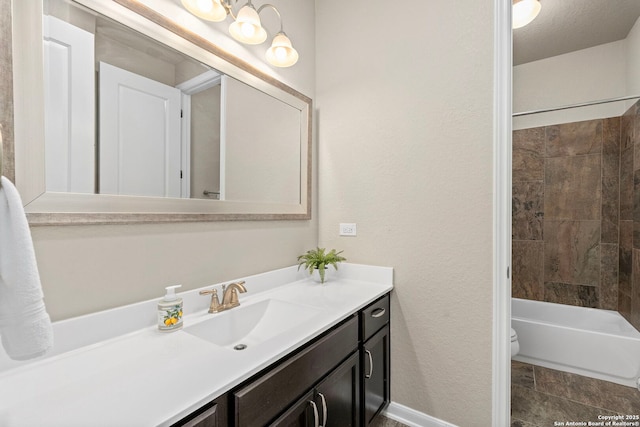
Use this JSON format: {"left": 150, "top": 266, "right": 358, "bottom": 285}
{"left": 316, "top": 0, "right": 494, "bottom": 425}
{"left": 625, "top": 18, "right": 640, "bottom": 104}
{"left": 0, "top": 0, "right": 14, "bottom": 182}
{"left": 512, "top": 118, "right": 620, "bottom": 309}
{"left": 513, "top": 41, "right": 627, "bottom": 130}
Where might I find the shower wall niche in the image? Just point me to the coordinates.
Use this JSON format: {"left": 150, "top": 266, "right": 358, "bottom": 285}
{"left": 512, "top": 100, "right": 640, "bottom": 331}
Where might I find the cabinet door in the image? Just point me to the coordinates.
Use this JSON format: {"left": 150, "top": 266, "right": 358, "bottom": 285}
{"left": 172, "top": 395, "right": 228, "bottom": 427}
{"left": 269, "top": 390, "right": 318, "bottom": 427}
{"left": 177, "top": 404, "right": 220, "bottom": 427}
{"left": 362, "top": 325, "right": 390, "bottom": 426}
{"left": 314, "top": 352, "right": 360, "bottom": 427}
{"left": 234, "top": 316, "right": 358, "bottom": 427}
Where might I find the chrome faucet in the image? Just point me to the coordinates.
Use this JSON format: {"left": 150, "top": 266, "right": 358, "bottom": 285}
{"left": 199, "top": 281, "right": 247, "bottom": 313}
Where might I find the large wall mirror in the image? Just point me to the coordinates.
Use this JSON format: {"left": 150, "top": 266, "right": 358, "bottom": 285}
{"left": 9, "top": 0, "right": 311, "bottom": 224}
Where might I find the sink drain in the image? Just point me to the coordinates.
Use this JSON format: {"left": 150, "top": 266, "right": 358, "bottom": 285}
{"left": 233, "top": 344, "right": 247, "bottom": 351}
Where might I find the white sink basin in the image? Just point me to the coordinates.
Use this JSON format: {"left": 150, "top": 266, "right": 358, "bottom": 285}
{"left": 184, "top": 299, "right": 322, "bottom": 349}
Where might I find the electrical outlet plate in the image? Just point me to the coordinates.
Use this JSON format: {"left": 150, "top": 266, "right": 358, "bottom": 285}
{"left": 339, "top": 223, "right": 357, "bottom": 236}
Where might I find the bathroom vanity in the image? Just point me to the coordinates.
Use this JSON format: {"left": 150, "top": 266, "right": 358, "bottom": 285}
{"left": 174, "top": 294, "right": 390, "bottom": 427}
{"left": 0, "top": 264, "right": 392, "bottom": 426}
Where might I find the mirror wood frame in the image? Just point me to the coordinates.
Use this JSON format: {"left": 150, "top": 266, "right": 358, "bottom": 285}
{"left": 3, "top": 0, "right": 311, "bottom": 225}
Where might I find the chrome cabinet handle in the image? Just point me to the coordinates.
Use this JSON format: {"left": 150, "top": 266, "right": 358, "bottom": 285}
{"left": 317, "top": 392, "right": 328, "bottom": 427}
{"left": 308, "top": 401, "right": 319, "bottom": 427}
{"left": 365, "top": 349, "right": 374, "bottom": 379}
{"left": 371, "top": 308, "right": 386, "bottom": 318}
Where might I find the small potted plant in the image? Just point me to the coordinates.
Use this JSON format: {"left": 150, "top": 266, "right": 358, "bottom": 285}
{"left": 297, "top": 247, "right": 346, "bottom": 283}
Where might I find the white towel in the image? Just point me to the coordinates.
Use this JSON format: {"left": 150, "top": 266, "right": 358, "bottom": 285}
{"left": 0, "top": 176, "right": 53, "bottom": 360}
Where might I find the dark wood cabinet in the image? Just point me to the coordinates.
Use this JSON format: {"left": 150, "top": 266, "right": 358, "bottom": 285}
{"left": 315, "top": 352, "right": 360, "bottom": 427}
{"left": 359, "top": 294, "right": 391, "bottom": 426}
{"left": 172, "top": 395, "right": 228, "bottom": 427}
{"left": 269, "top": 390, "right": 316, "bottom": 427}
{"left": 233, "top": 315, "right": 359, "bottom": 427}
{"left": 360, "top": 295, "right": 389, "bottom": 342}
{"left": 362, "top": 325, "right": 390, "bottom": 426}
{"left": 270, "top": 353, "right": 360, "bottom": 427}
{"left": 172, "top": 292, "right": 390, "bottom": 427}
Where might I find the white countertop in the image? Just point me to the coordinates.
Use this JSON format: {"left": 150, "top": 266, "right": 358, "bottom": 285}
{"left": 0, "top": 264, "right": 393, "bottom": 427}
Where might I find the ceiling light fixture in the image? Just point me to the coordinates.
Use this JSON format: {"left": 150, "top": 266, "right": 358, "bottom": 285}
{"left": 181, "top": 0, "right": 299, "bottom": 67}
{"left": 512, "top": 0, "right": 542, "bottom": 29}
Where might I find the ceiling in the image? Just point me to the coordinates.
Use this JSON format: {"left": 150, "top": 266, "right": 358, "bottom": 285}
{"left": 513, "top": 0, "right": 640, "bottom": 66}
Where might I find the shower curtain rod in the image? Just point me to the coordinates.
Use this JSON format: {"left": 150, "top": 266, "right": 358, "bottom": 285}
{"left": 513, "top": 94, "right": 640, "bottom": 117}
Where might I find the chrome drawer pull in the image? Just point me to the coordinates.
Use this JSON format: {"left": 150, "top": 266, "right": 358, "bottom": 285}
{"left": 309, "top": 401, "right": 319, "bottom": 427}
{"left": 371, "top": 308, "right": 386, "bottom": 318}
{"left": 318, "top": 392, "right": 328, "bottom": 427}
{"left": 365, "top": 349, "right": 374, "bottom": 378}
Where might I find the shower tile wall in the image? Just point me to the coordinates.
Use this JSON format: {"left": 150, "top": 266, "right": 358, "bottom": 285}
{"left": 620, "top": 101, "right": 640, "bottom": 330}
{"left": 512, "top": 117, "right": 620, "bottom": 309}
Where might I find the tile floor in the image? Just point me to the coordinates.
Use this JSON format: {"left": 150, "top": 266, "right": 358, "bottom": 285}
{"left": 511, "top": 361, "right": 640, "bottom": 427}
{"left": 371, "top": 415, "right": 410, "bottom": 427}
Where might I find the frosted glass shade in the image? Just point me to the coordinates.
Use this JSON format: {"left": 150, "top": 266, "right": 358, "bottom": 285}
{"left": 229, "top": 5, "right": 267, "bottom": 44}
{"left": 512, "top": 0, "right": 541, "bottom": 29}
{"left": 181, "top": 0, "right": 227, "bottom": 22}
{"left": 266, "top": 32, "right": 299, "bottom": 67}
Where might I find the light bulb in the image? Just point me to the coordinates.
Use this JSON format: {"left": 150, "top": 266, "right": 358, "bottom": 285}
{"left": 181, "top": 0, "right": 227, "bottom": 22}
{"left": 266, "top": 32, "right": 298, "bottom": 67}
{"left": 196, "top": 0, "right": 213, "bottom": 12}
{"left": 274, "top": 46, "right": 287, "bottom": 61}
{"left": 229, "top": 4, "right": 267, "bottom": 44}
{"left": 241, "top": 22, "right": 256, "bottom": 38}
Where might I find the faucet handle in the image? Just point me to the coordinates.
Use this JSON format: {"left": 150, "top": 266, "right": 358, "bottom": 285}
{"left": 199, "top": 288, "right": 222, "bottom": 313}
{"left": 229, "top": 289, "right": 240, "bottom": 307}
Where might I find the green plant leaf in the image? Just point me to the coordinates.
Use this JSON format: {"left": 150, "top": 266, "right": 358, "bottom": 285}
{"left": 296, "top": 247, "right": 346, "bottom": 283}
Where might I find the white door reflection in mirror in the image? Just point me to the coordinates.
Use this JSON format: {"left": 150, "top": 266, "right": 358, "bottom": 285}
{"left": 43, "top": 15, "right": 95, "bottom": 193}
{"left": 177, "top": 70, "right": 222, "bottom": 200}
{"left": 98, "top": 62, "right": 182, "bottom": 197}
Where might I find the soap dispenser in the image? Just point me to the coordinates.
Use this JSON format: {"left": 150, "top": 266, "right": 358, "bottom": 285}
{"left": 158, "top": 285, "right": 183, "bottom": 332}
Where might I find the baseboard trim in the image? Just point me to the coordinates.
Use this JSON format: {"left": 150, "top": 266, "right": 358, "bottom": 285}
{"left": 383, "top": 402, "right": 459, "bottom": 427}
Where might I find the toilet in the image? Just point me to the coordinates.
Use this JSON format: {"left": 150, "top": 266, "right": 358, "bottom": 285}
{"left": 511, "top": 328, "right": 520, "bottom": 357}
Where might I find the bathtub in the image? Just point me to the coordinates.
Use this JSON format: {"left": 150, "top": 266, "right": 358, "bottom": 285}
{"left": 512, "top": 298, "right": 640, "bottom": 389}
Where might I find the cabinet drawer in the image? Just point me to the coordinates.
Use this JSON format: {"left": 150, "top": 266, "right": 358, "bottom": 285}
{"left": 360, "top": 294, "right": 389, "bottom": 342}
{"left": 234, "top": 315, "right": 359, "bottom": 427}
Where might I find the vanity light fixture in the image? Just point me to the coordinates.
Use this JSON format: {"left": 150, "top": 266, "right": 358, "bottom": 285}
{"left": 181, "top": 0, "right": 299, "bottom": 67}
{"left": 512, "top": 0, "right": 542, "bottom": 29}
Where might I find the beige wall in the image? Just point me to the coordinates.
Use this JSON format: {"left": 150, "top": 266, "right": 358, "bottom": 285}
{"left": 513, "top": 40, "right": 627, "bottom": 130}
{"left": 513, "top": 14, "right": 640, "bottom": 130}
{"left": 17, "top": 0, "right": 318, "bottom": 321}
{"left": 315, "top": 1, "right": 495, "bottom": 425}
{"left": 626, "top": 17, "right": 640, "bottom": 101}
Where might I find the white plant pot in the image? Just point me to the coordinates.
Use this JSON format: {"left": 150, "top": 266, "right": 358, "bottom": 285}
{"left": 310, "top": 266, "right": 335, "bottom": 283}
